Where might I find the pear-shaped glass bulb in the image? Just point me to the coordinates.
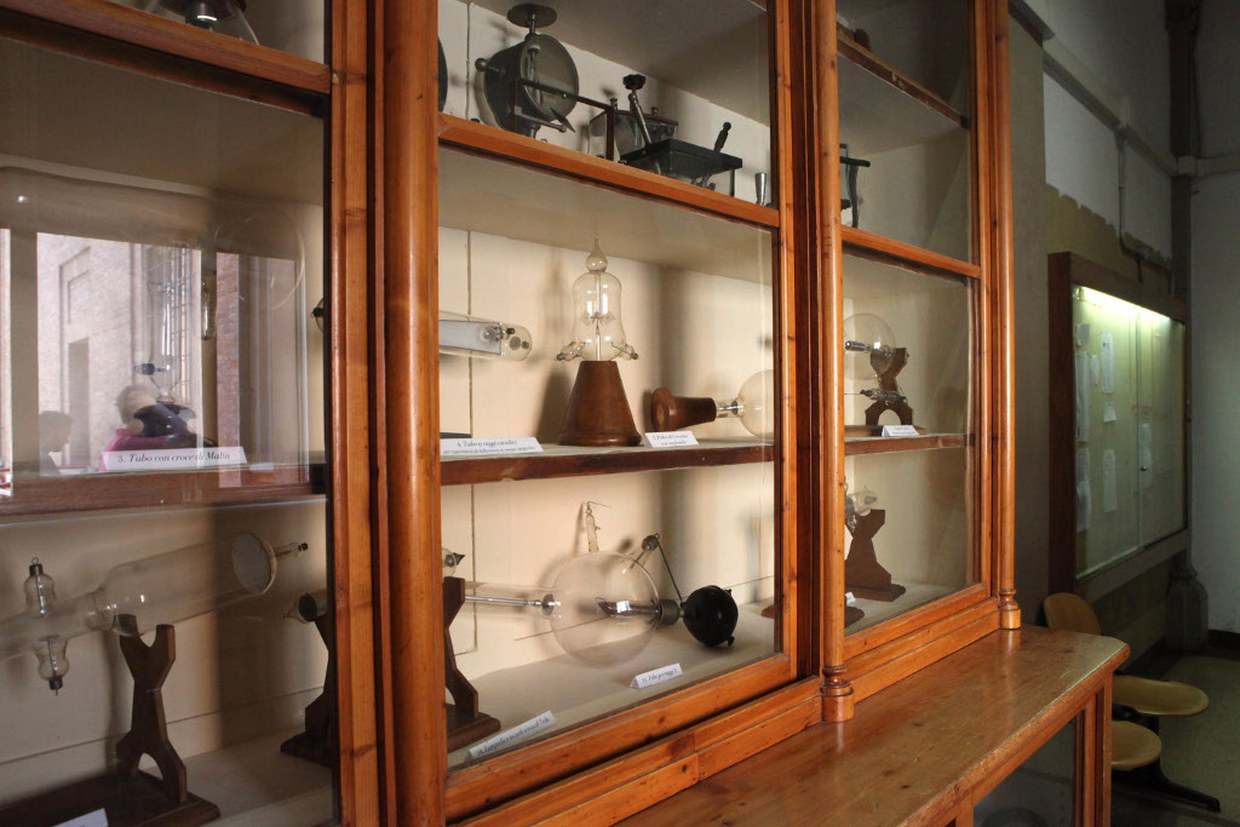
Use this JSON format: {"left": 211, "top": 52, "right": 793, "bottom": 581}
{"left": 557, "top": 242, "right": 638, "bottom": 362}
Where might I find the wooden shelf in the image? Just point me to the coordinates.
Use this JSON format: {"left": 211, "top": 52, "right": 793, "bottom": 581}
{"left": 440, "top": 115, "right": 777, "bottom": 227}
{"left": 0, "top": 0, "right": 330, "bottom": 100}
{"left": 844, "top": 580, "right": 962, "bottom": 632}
{"left": 0, "top": 464, "right": 325, "bottom": 516}
{"left": 844, "top": 432, "right": 968, "bottom": 456}
{"left": 451, "top": 606, "right": 775, "bottom": 768}
{"left": 843, "top": 226, "right": 980, "bottom": 280}
{"left": 439, "top": 119, "right": 776, "bottom": 283}
{"left": 442, "top": 439, "right": 771, "bottom": 486}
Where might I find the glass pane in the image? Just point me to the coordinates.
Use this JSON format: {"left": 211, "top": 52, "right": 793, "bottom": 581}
{"left": 106, "top": 0, "right": 326, "bottom": 63}
{"left": 837, "top": 0, "right": 972, "bottom": 111}
{"left": 836, "top": 0, "right": 973, "bottom": 260}
{"left": 842, "top": 252, "right": 976, "bottom": 632}
{"left": 439, "top": 147, "right": 778, "bottom": 767}
{"left": 0, "top": 39, "right": 332, "bottom": 824}
{"left": 975, "top": 715, "right": 1078, "bottom": 824}
{"left": 1138, "top": 311, "right": 1185, "bottom": 545}
{"left": 1072, "top": 286, "right": 1185, "bottom": 579}
{"left": 439, "top": 0, "right": 773, "bottom": 204}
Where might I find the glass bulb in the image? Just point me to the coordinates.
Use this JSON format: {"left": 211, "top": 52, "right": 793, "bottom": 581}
{"left": 34, "top": 635, "right": 68, "bottom": 693}
{"left": 23, "top": 559, "right": 56, "bottom": 618}
{"left": 718, "top": 370, "right": 775, "bottom": 439}
{"left": 843, "top": 313, "right": 897, "bottom": 381}
{"left": 557, "top": 242, "right": 638, "bottom": 362}
{"left": 465, "top": 552, "right": 667, "bottom": 666}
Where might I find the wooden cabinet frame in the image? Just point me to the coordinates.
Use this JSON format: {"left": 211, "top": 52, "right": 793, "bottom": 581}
{"left": 0, "top": 0, "right": 1027, "bottom": 822}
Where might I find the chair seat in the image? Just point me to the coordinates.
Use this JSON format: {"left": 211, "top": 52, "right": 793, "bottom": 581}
{"left": 1112, "top": 720, "right": 1162, "bottom": 771}
{"left": 1114, "top": 675, "right": 1209, "bottom": 717}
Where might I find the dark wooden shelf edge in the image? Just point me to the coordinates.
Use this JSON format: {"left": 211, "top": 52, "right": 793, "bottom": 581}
{"left": 837, "top": 28, "right": 968, "bottom": 130}
{"left": 0, "top": 0, "right": 330, "bottom": 100}
{"left": 442, "top": 443, "right": 772, "bottom": 485}
{"left": 0, "top": 464, "right": 326, "bottom": 516}
{"left": 438, "top": 115, "right": 781, "bottom": 230}
{"left": 842, "top": 226, "right": 981, "bottom": 280}
{"left": 844, "top": 433, "right": 969, "bottom": 456}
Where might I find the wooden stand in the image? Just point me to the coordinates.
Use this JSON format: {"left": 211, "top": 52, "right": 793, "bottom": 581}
{"left": 845, "top": 509, "right": 906, "bottom": 602}
{"left": 281, "top": 595, "right": 339, "bottom": 767}
{"left": 762, "top": 600, "right": 864, "bottom": 627}
{"left": 0, "top": 618, "right": 219, "bottom": 827}
{"left": 443, "top": 577, "right": 501, "bottom": 750}
{"left": 649, "top": 387, "right": 717, "bottom": 432}
{"left": 558, "top": 361, "right": 641, "bottom": 446}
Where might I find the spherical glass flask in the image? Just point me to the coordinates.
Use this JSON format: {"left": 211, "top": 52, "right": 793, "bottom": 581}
{"left": 546, "top": 551, "right": 666, "bottom": 666}
{"left": 842, "top": 313, "right": 897, "bottom": 381}
{"left": 719, "top": 370, "right": 775, "bottom": 439}
{"left": 557, "top": 242, "right": 637, "bottom": 362}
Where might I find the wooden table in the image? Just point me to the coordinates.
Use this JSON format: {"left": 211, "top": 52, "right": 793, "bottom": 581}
{"left": 624, "top": 627, "right": 1127, "bottom": 826}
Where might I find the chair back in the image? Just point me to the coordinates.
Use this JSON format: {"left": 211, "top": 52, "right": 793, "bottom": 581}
{"left": 1043, "top": 592, "right": 1102, "bottom": 636}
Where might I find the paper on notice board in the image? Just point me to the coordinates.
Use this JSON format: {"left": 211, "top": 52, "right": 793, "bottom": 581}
{"left": 1076, "top": 322, "right": 1091, "bottom": 346}
{"left": 1102, "top": 448, "right": 1118, "bottom": 513}
{"left": 1091, "top": 354, "right": 1101, "bottom": 385}
{"left": 1076, "top": 447, "right": 1092, "bottom": 532}
{"left": 1103, "top": 402, "right": 1118, "bottom": 423}
{"left": 1100, "top": 331, "right": 1115, "bottom": 394}
{"left": 1075, "top": 351, "right": 1090, "bottom": 442}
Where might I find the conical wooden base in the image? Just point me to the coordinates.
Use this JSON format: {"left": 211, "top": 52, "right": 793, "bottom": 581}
{"left": 558, "top": 361, "right": 641, "bottom": 447}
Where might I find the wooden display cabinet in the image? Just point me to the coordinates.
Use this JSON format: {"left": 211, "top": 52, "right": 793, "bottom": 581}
{"left": 0, "top": 0, "right": 1120, "bottom": 825}
{"left": 0, "top": 0, "right": 377, "bottom": 824}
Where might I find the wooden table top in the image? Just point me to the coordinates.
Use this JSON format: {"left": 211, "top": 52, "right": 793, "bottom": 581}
{"left": 623, "top": 626, "right": 1128, "bottom": 826}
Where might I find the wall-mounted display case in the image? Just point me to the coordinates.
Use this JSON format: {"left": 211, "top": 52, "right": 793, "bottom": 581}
{"left": 1048, "top": 251, "right": 1188, "bottom": 596}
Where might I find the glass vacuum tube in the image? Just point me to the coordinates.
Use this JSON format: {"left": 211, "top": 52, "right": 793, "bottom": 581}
{"left": 0, "top": 533, "right": 306, "bottom": 690}
{"left": 649, "top": 369, "right": 775, "bottom": 441}
{"left": 557, "top": 242, "right": 637, "bottom": 363}
{"left": 843, "top": 313, "right": 897, "bottom": 382}
{"left": 439, "top": 311, "right": 533, "bottom": 361}
{"left": 464, "top": 551, "right": 676, "bottom": 666}
{"left": 556, "top": 242, "right": 642, "bottom": 446}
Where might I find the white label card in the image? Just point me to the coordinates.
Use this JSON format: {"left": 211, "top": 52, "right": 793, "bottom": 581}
{"left": 54, "top": 809, "right": 108, "bottom": 827}
{"left": 642, "top": 431, "right": 699, "bottom": 448}
{"left": 881, "top": 424, "right": 919, "bottom": 437}
{"left": 631, "top": 662, "right": 683, "bottom": 689}
{"left": 440, "top": 437, "right": 543, "bottom": 457}
{"left": 101, "top": 446, "right": 247, "bottom": 472}
{"left": 467, "top": 710, "right": 557, "bottom": 759}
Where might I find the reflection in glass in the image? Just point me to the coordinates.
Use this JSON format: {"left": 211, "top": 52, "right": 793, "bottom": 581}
{"left": 0, "top": 169, "right": 312, "bottom": 478}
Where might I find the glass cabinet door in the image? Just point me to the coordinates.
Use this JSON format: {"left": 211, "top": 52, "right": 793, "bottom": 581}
{"left": 834, "top": 0, "right": 985, "bottom": 639}
{"left": 0, "top": 25, "right": 335, "bottom": 825}
{"left": 434, "top": 0, "right": 790, "bottom": 784}
{"left": 841, "top": 253, "right": 977, "bottom": 631}
{"left": 836, "top": 0, "right": 973, "bottom": 260}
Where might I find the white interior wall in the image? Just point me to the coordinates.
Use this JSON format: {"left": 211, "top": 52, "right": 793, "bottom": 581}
{"left": 1191, "top": 172, "right": 1240, "bottom": 632}
{"left": 1190, "top": 0, "right": 1240, "bottom": 634}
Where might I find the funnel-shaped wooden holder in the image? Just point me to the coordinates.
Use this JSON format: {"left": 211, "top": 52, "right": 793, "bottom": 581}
{"left": 649, "top": 387, "right": 718, "bottom": 432}
{"left": 558, "top": 361, "right": 641, "bottom": 446}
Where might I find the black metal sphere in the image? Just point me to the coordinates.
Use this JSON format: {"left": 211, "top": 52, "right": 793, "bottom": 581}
{"left": 681, "top": 585, "right": 738, "bottom": 648}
